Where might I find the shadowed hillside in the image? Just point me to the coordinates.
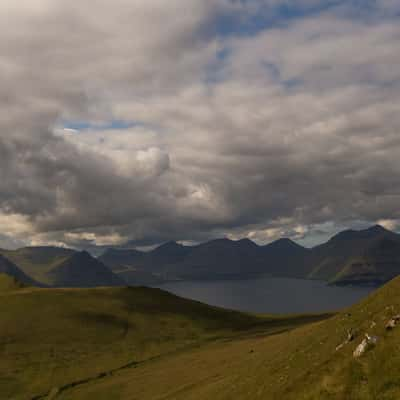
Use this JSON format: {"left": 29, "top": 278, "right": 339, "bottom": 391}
{"left": 0, "top": 281, "right": 328, "bottom": 400}
{"left": 0, "top": 247, "right": 123, "bottom": 287}
{"left": 51, "top": 276, "right": 400, "bottom": 400}
{"left": 0, "top": 256, "right": 39, "bottom": 286}
{"left": 0, "top": 247, "right": 75, "bottom": 284}
{"left": 47, "top": 251, "right": 124, "bottom": 287}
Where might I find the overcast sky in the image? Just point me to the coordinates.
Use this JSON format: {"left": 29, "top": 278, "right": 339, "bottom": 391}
{"left": 0, "top": 0, "right": 399, "bottom": 249}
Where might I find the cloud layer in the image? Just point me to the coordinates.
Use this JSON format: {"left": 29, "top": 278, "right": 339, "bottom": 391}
{"left": 1, "top": 0, "right": 399, "bottom": 248}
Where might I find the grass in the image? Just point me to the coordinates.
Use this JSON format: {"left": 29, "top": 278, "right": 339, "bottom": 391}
{"left": 3, "top": 273, "right": 400, "bottom": 400}
{"left": 39, "top": 278, "right": 400, "bottom": 399}
{"left": 0, "top": 275, "right": 328, "bottom": 400}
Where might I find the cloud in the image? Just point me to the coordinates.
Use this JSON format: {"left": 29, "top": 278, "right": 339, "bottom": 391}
{"left": 0, "top": 1, "right": 399, "bottom": 248}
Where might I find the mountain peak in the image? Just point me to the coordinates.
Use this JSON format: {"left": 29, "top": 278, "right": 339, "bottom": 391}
{"left": 366, "top": 224, "right": 390, "bottom": 234}
{"left": 236, "top": 238, "right": 258, "bottom": 247}
{"left": 157, "top": 241, "right": 181, "bottom": 250}
{"left": 268, "top": 238, "right": 304, "bottom": 249}
{"left": 330, "top": 224, "right": 393, "bottom": 242}
{"left": 49, "top": 250, "right": 124, "bottom": 287}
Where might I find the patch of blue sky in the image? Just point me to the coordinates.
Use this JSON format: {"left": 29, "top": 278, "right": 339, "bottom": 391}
{"left": 204, "top": 46, "right": 232, "bottom": 85}
{"left": 216, "top": 0, "right": 374, "bottom": 38}
{"left": 62, "top": 119, "right": 151, "bottom": 132}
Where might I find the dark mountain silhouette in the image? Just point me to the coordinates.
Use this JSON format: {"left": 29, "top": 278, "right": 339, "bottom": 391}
{"left": 2, "top": 224, "right": 400, "bottom": 287}
{"left": 260, "top": 238, "right": 312, "bottom": 278}
{"left": 100, "top": 237, "right": 311, "bottom": 282}
{"left": 100, "top": 225, "right": 400, "bottom": 286}
{"left": 47, "top": 251, "right": 125, "bottom": 288}
{"left": 99, "top": 248, "right": 145, "bottom": 272}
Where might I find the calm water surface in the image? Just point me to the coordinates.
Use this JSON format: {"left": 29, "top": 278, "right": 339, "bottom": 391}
{"left": 154, "top": 277, "right": 374, "bottom": 314}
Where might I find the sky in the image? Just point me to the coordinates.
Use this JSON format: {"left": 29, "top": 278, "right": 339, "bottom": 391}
{"left": 0, "top": 0, "right": 400, "bottom": 250}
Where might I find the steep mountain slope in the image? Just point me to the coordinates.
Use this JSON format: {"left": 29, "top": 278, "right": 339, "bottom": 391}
{"left": 99, "top": 248, "right": 145, "bottom": 272}
{"left": 308, "top": 225, "right": 400, "bottom": 283}
{"left": 0, "top": 255, "right": 39, "bottom": 286}
{"left": 47, "top": 251, "right": 125, "bottom": 287}
{"left": 0, "top": 246, "right": 75, "bottom": 284}
{"left": 172, "top": 238, "right": 263, "bottom": 279}
{"left": 332, "top": 237, "right": 400, "bottom": 285}
{"left": 53, "top": 276, "right": 400, "bottom": 400}
{"left": 0, "top": 281, "right": 322, "bottom": 399}
{"left": 260, "top": 238, "right": 312, "bottom": 278}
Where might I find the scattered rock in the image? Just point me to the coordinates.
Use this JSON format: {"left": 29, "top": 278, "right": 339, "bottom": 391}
{"left": 353, "top": 334, "right": 378, "bottom": 358}
{"left": 336, "top": 329, "right": 355, "bottom": 351}
{"left": 386, "top": 319, "right": 396, "bottom": 330}
{"left": 370, "top": 321, "right": 376, "bottom": 329}
{"left": 335, "top": 342, "right": 345, "bottom": 351}
{"left": 347, "top": 329, "right": 355, "bottom": 342}
{"left": 385, "top": 314, "right": 400, "bottom": 330}
{"left": 367, "top": 334, "right": 379, "bottom": 345}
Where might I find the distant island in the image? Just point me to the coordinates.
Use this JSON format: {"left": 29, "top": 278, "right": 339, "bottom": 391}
{"left": 2, "top": 224, "right": 400, "bottom": 288}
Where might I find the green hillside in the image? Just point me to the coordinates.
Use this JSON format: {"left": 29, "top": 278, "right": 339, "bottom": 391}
{"left": 42, "top": 277, "right": 400, "bottom": 400}
{"left": 0, "top": 273, "right": 27, "bottom": 291}
{"left": 0, "top": 280, "right": 325, "bottom": 400}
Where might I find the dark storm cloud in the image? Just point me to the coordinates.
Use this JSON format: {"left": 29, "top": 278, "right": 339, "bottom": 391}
{"left": 0, "top": 0, "right": 400, "bottom": 248}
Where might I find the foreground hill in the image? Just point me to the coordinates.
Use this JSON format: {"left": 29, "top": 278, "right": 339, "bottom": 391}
{"left": 0, "top": 276, "right": 325, "bottom": 400}
{"left": 3, "top": 274, "right": 400, "bottom": 399}
{"left": 0, "top": 273, "right": 28, "bottom": 291}
{"left": 45, "top": 276, "right": 400, "bottom": 400}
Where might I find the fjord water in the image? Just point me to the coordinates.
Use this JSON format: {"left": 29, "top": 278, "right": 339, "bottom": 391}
{"left": 154, "top": 277, "right": 373, "bottom": 314}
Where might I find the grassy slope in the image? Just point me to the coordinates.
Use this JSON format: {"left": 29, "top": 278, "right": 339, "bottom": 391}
{"left": 57, "top": 277, "right": 400, "bottom": 400}
{"left": 0, "top": 274, "right": 26, "bottom": 291}
{"left": 0, "top": 277, "right": 326, "bottom": 400}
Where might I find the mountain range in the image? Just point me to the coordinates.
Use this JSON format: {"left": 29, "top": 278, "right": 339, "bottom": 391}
{"left": 1, "top": 224, "right": 400, "bottom": 287}
{"left": 100, "top": 224, "right": 400, "bottom": 286}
